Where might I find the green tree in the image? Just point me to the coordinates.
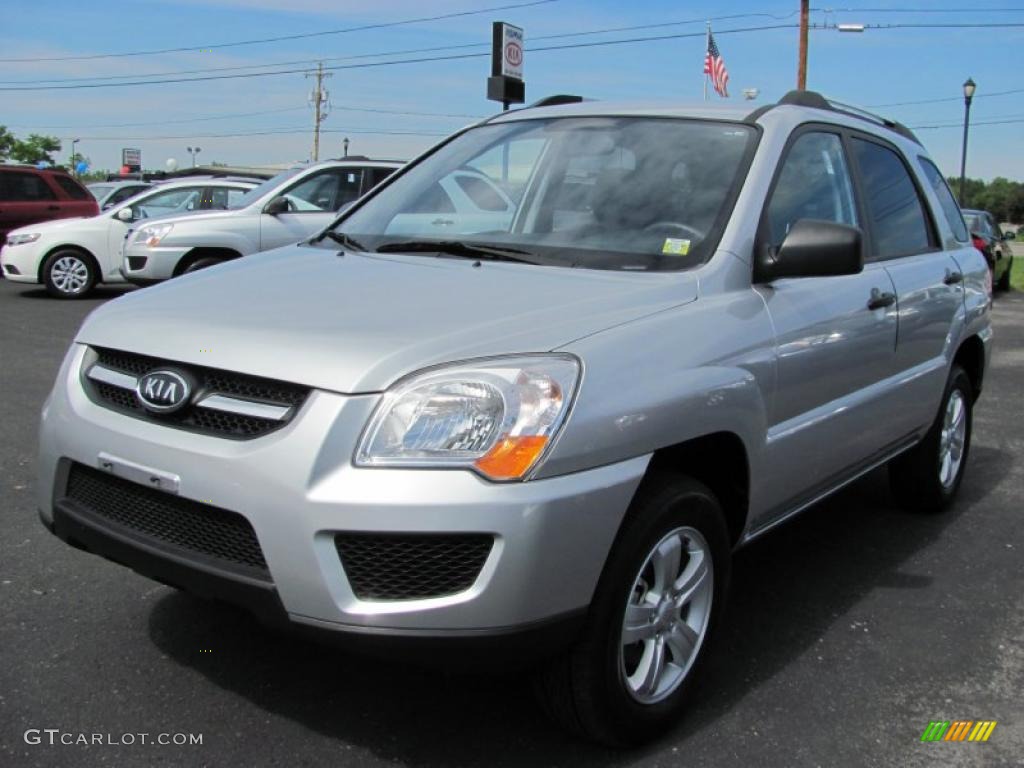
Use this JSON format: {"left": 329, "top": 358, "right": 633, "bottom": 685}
{"left": 10, "top": 133, "right": 62, "bottom": 165}
{"left": 0, "top": 125, "right": 15, "bottom": 161}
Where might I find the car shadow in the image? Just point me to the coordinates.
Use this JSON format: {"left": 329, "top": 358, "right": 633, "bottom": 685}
{"left": 13, "top": 286, "right": 136, "bottom": 301}
{"left": 146, "top": 446, "right": 1011, "bottom": 764}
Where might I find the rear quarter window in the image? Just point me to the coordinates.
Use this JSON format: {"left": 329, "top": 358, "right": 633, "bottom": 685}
{"left": 52, "top": 174, "right": 92, "bottom": 200}
{"left": 917, "top": 157, "right": 968, "bottom": 242}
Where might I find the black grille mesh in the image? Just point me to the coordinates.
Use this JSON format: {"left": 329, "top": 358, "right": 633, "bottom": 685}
{"left": 334, "top": 533, "right": 493, "bottom": 601}
{"left": 65, "top": 463, "right": 270, "bottom": 580}
{"left": 87, "top": 347, "right": 309, "bottom": 439}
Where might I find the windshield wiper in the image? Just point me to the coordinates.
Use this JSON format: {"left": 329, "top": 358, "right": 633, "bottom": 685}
{"left": 312, "top": 230, "right": 366, "bottom": 251}
{"left": 376, "top": 239, "right": 536, "bottom": 264}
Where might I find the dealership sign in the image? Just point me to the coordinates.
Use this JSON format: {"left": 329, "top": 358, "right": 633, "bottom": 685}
{"left": 122, "top": 148, "right": 142, "bottom": 171}
{"left": 487, "top": 21, "right": 525, "bottom": 106}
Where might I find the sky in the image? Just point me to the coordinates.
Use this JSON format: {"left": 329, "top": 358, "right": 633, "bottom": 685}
{"left": 0, "top": 0, "right": 1020, "bottom": 181}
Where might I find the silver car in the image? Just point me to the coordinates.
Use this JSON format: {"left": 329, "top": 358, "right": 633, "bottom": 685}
{"left": 38, "top": 91, "right": 991, "bottom": 745}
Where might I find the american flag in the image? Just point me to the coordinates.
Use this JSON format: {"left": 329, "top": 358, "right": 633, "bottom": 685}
{"left": 704, "top": 31, "right": 729, "bottom": 98}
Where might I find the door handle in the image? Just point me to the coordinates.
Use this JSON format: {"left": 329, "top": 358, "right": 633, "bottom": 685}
{"left": 943, "top": 270, "right": 963, "bottom": 285}
{"left": 867, "top": 289, "right": 896, "bottom": 310}
{"left": 431, "top": 218, "right": 454, "bottom": 226}
{"left": 46, "top": 205, "right": 60, "bottom": 211}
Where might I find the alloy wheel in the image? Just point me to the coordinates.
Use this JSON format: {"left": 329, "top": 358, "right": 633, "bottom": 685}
{"left": 620, "top": 526, "right": 714, "bottom": 704}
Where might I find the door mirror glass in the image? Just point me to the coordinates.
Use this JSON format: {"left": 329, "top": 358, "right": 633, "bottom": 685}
{"left": 756, "top": 219, "right": 864, "bottom": 281}
{"left": 116, "top": 207, "right": 134, "bottom": 222}
{"left": 264, "top": 196, "right": 290, "bottom": 215}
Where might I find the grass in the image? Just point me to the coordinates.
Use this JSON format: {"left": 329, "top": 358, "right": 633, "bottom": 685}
{"left": 1008, "top": 243, "right": 1024, "bottom": 292}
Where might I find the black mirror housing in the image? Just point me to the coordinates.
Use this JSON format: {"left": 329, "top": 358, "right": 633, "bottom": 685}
{"left": 756, "top": 219, "right": 864, "bottom": 282}
{"left": 264, "top": 196, "right": 289, "bottom": 215}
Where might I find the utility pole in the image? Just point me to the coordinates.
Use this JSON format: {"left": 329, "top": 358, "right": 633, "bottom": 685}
{"left": 797, "top": 0, "right": 809, "bottom": 90}
{"left": 306, "top": 62, "right": 332, "bottom": 162}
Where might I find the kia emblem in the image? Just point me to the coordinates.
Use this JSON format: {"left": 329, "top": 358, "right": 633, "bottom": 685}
{"left": 136, "top": 369, "right": 193, "bottom": 414}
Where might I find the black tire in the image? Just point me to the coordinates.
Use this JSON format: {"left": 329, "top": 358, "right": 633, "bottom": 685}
{"left": 534, "top": 474, "right": 730, "bottom": 746}
{"left": 889, "top": 365, "right": 973, "bottom": 513}
{"left": 42, "top": 249, "right": 97, "bottom": 298}
{"left": 996, "top": 256, "right": 1012, "bottom": 292}
{"left": 182, "top": 257, "right": 225, "bottom": 274}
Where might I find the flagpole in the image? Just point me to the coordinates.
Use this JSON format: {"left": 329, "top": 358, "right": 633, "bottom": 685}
{"left": 704, "top": 22, "right": 710, "bottom": 102}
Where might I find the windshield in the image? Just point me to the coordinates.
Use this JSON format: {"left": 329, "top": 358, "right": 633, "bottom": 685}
{"left": 962, "top": 213, "right": 984, "bottom": 234}
{"left": 230, "top": 167, "right": 304, "bottom": 209}
{"left": 88, "top": 184, "right": 112, "bottom": 200}
{"left": 332, "top": 117, "right": 756, "bottom": 271}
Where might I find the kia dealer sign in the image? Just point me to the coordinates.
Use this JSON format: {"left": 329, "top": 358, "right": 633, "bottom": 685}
{"left": 500, "top": 23, "right": 524, "bottom": 80}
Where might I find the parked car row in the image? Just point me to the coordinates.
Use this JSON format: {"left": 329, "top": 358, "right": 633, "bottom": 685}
{"left": 35, "top": 91, "right": 991, "bottom": 745}
{"left": 0, "top": 159, "right": 400, "bottom": 297}
{"left": 963, "top": 208, "right": 1014, "bottom": 291}
{"left": 1, "top": 177, "right": 258, "bottom": 297}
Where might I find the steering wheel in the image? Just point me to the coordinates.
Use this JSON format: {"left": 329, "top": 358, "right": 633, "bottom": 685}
{"left": 642, "top": 221, "right": 705, "bottom": 241}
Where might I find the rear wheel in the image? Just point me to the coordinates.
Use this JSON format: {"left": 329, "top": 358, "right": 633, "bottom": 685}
{"left": 534, "top": 474, "right": 730, "bottom": 745}
{"left": 996, "top": 256, "right": 1012, "bottom": 291}
{"left": 42, "top": 250, "right": 96, "bottom": 298}
{"left": 889, "top": 365, "right": 973, "bottom": 513}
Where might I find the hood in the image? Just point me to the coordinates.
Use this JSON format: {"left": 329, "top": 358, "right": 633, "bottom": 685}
{"left": 9, "top": 216, "right": 95, "bottom": 235}
{"left": 76, "top": 245, "right": 698, "bottom": 393}
{"left": 139, "top": 208, "right": 247, "bottom": 228}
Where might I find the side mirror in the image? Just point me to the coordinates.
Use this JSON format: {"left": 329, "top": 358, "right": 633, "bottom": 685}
{"left": 264, "top": 196, "right": 290, "bottom": 215}
{"left": 755, "top": 219, "right": 863, "bottom": 282}
{"left": 116, "top": 207, "right": 134, "bottom": 222}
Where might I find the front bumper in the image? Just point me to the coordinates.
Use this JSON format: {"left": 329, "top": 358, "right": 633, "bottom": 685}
{"left": 121, "top": 243, "right": 189, "bottom": 282}
{"left": 39, "top": 343, "right": 648, "bottom": 639}
{"left": 1, "top": 242, "right": 45, "bottom": 283}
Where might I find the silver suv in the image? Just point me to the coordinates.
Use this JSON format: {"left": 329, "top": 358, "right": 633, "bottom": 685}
{"left": 121, "top": 159, "right": 401, "bottom": 282}
{"left": 39, "top": 91, "right": 991, "bottom": 745}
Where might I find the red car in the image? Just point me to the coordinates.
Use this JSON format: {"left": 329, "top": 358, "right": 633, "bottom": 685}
{"left": 0, "top": 166, "right": 99, "bottom": 243}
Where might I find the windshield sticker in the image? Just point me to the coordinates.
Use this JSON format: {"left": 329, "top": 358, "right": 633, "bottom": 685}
{"left": 662, "top": 238, "right": 691, "bottom": 256}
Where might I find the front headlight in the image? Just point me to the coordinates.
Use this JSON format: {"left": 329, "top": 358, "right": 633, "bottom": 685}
{"left": 6, "top": 233, "right": 40, "bottom": 246}
{"left": 356, "top": 355, "right": 580, "bottom": 481}
{"left": 135, "top": 223, "right": 173, "bottom": 247}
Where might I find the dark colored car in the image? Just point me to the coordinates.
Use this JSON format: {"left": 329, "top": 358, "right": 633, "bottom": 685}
{"left": 963, "top": 208, "right": 1013, "bottom": 291}
{"left": 0, "top": 166, "right": 99, "bottom": 242}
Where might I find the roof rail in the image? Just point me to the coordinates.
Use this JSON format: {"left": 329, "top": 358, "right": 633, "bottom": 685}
{"left": 755, "top": 89, "right": 921, "bottom": 145}
{"left": 529, "top": 94, "right": 585, "bottom": 108}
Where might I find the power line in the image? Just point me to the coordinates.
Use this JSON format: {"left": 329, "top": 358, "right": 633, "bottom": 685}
{"left": 0, "top": 23, "right": 800, "bottom": 92}
{"left": 66, "top": 127, "right": 451, "bottom": 141}
{"left": 911, "top": 117, "right": 1024, "bottom": 129}
{"left": 0, "top": 12, "right": 804, "bottom": 87}
{"left": 869, "top": 88, "right": 1024, "bottom": 108}
{"left": 0, "top": 0, "right": 560, "bottom": 63}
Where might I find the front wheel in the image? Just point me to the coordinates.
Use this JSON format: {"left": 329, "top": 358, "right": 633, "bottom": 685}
{"left": 889, "top": 365, "right": 973, "bottom": 513}
{"left": 42, "top": 250, "right": 96, "bottom": 298}
{"left": 534, "top": 474, "right": 730, "bottom": 745}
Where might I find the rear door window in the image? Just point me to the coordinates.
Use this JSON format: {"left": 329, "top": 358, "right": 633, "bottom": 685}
{"left": 0, "top": 171, "right": 57, "bottom": 201}
{"left": 852, "top": 138, "right": 933, "bottom": 258}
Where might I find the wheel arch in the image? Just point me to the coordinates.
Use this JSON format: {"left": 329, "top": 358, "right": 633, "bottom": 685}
{"left": 38, "top": 244, "right": 100, "bottom": 284}
{"left": 953, "top": 334, "right": 985, "bottom": 401}
{"left": 173, "top": 247, "right": 244, "bottom": 276}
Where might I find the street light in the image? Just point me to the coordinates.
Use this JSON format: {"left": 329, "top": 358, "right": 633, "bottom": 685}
{"left": 343, "top": 137, "right": 349, "bottom": 157}
{"left": 742, "top": 88, "right": 759, "bottom": 101}
{"left": 186, "top": 146, "right": 202, "bottom": 168}
{"left": 958, "top": 77, "right": 976, "bottom": 206}
{"left": 70, "top": 137, "right": 80, "bottom": 176}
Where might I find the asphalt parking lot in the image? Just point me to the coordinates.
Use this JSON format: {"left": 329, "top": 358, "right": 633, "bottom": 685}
{"left": 1, "top": 278, "right": 1021, "bottom": 768}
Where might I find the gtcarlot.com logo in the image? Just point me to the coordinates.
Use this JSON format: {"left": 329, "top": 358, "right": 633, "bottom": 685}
{"left": 921, "top": 720, "right": 997, "bottom": 742}
{"left": 24, "top": 729, "right": 203, "bottom": 746}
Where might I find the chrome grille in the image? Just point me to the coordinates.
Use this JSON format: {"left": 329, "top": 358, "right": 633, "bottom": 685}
{"left": 83, "top": 346, "right": 309, "bottom": 440}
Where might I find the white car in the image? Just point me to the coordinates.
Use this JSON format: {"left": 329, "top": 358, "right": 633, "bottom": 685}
{"left": 1, "top": 178, "right": 257, "bottom": 298}
{"left": 87, "top": 181, "right": 153, "bottom": 210}
{"left": 121, "top": 159, "right": 401, "bottom": 283}
{"left": 384, "top": 169, "right": 516, "bottom": 236}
